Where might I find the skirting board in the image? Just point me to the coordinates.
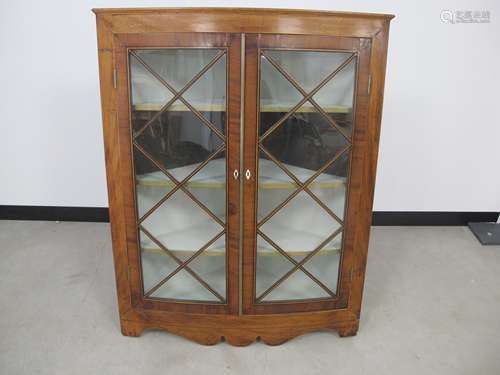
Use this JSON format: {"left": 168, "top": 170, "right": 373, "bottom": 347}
{"left": 0, "top": 206, "right": 109, "bottom": 223}
{"left": 0, "top": 206, "right": 498, "bottom": 226}
{"left": 372, "top": 211, "right": 499, "bottom": 226}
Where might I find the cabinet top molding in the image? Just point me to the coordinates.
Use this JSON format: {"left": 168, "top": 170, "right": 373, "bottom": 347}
{"left": 92, "top": 7, "right": 394, "bottom": 19}
{"left": 93, "top": 7, "right": 394, "bottom": 38}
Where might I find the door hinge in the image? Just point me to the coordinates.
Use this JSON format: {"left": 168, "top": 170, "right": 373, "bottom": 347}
{"left": 113, "top": 68, "right": 117, "bottom": 89}
{"left": 367, "top": 75, "right": 372, "bottom": 95}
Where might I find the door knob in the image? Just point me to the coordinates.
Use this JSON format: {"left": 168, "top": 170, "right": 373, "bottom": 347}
{"left": 233, "top": 169, "right": 239, "bottom": 180}
{"left": 245, "top": 169, "right": 251, "bottom": 180}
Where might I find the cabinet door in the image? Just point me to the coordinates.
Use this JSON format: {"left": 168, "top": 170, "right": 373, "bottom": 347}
{"left": 114, "top": 33, "right": 240, "bottom": 314}
{"left": 242, "top": 34, "right": 372, "bottom": 314}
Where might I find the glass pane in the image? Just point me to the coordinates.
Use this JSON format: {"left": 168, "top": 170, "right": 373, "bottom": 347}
{"left": 256, "top": 233, "right": 343, "bottom": 302}
{"left": 142, "top": 250, "right": 219, "bottom": 301}
{"left": 140, "top": 232, "right": 225, "bottom": 302}
{"left": 142, "top": 235, "right": 225, "bottom": 302}
{"left": 141, "top": 189, "right": 221, "bottom": 251}
{"left": 256, "top": 49, "right": 354, "bottom": 302}
{"left": 134, "top": 149, "right": 173, "bottom": 218}
{"left": 255, "top": 235, "right": 294, "bottom": 297}
{"left": 260, "top": 190, "right": 342, "bottom": 253}
{"left": 130, "top": 54, "right": 175, "bottom": 111}
{"left": 260, "top": 55, "right": 303, "bottom": 109}
{"left": 261, "top": 266, "right": 331, "bottom": 301}
{"left": 257, "top": 150, "right": 299, "bottom": 220}
{"left": 314, "top": 58, "right": 356, "bottom": 136}
{"left": 260, "top": 56, "right": 303, "bottom": 135}
{"left": 183, "top": 54, "right": 227, "bottom": 114}
{"left": 130, "top": 48, "right": 227, "bottom": 303}
{"left": 186, "top": 152, "right": 226, "bottom": 222}
{"left": 302, "top": 232, "right": 343, "bottom": 294}
{"left": 188, "top": 237, "right": 226, "bottom": 298}
{"left": 309, "top": 151, "right": 350, "bottom": 220}
{"left": 140, "top": 239, "right": 178, "bottom": 293}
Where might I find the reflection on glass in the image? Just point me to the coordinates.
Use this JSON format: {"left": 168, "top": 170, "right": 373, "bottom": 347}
{"left": 263, "top": 50, "right": 353, "bottom": 92}
{"left": 134, "top": 49, "right": 222, "bottom": 92}
{"left": 130, "top": 48, "right": 227, "bottom": 302}
{"left": 256, "top": 49, "right": 356, "bottom": 302}
{"left": 261, "top": 103, "right": 349, "bottom": 182}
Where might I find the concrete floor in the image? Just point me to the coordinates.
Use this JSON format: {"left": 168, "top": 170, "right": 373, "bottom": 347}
{"left": 0, "top": 221, "right": 499, "bottom": 374}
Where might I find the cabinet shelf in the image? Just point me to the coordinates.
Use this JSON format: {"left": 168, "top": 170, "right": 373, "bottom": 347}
{"left": 138, "top": 158, "right": 345, "bottom": 257}
{"left": 137, "top": 158, "right": 346, "bottom": 190}
{"left": 142, "top": 247, "right": 340, "bottom": 257}
{"left": 132, "top": 102, "right": 351, "bottom": 113}
{"left": 141, "top": 219, "right": 341, "bottom": 257}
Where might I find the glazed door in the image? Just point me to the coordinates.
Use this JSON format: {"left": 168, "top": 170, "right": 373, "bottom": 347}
{"left": 242, "top": 34, "right": 372, "bottom": 314}
{"left": 114, "top": 33, "right": 241, "bottom": 314}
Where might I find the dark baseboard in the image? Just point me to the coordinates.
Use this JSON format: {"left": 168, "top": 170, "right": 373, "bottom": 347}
{"left": 0, "top": 205, "right": 109, "bottom": 222}
{"left": 0, "top": 206, "right": 498, "bottom": 226}
{"left": 372, "top": 211, "right": 499, "bottom": 226}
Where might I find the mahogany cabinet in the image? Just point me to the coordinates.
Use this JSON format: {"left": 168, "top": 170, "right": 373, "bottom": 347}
{"left": 93, "top": 7, "right": 393, "bottom": 345}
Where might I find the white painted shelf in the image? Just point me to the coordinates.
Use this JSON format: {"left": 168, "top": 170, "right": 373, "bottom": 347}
{"left": 141, "top": 244, "right": 341, "bottom": 301}
{"left": 137, "top": 158, "right": 345, "bottom": 258}
{"left": 137, "top": 158, "right": 345, "bottom": 190}
{"left": 132, "top": 100, "right": 351, "bottom": 113}
{"left": 140, "top": 218, "right": 342, "bottom": 258}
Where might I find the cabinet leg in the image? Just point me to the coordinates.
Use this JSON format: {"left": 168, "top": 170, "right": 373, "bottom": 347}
{"left": 337, "top": 322, "right": 359, "bottom": 338}
{"left": 120, "top": 320, "right": 144, "bottom": 337}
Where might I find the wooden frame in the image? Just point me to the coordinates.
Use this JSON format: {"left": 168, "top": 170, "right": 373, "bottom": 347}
{"left": 94, "top": 7, "right": 393, "bottom": 345}
{"left": 113, "top": 32, "right": 241, "bottom": 315}
{"left": 242, "top": 33, "right": 372, "bottom": 315}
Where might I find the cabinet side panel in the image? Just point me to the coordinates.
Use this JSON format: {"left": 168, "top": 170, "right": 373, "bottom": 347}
{"left": 95, "top": 16, "right": 134, "bottom": 321}
{"left": 349, "top": 23, "right": 391, "bottom": 318}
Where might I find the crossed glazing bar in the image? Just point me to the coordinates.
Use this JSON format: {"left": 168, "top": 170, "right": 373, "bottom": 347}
{"left": 259, "top": 51, "right": 356, "bottom": 143}
{"left": 130, "top": 49, "right": 229, "bottom": 302}
{"left": 258, "top": 145, "right": 350, "bottom": 228}
{"left": 255, "top": 146, "right": 348, "bottom": 299}
{"left": 255, "top": 51, "right": 356, "bottom": 301}
{"left": 141, "top": 226, "right": 226, "bottom": 302}
{"left": 134, "top": 142, "right": 225, "bottom": 227}
{"left": 256, "top": 227, "right": 343, "bottom": 302}
{"left": 257, "top": 51, "right": 356, "bottom": 228}
{"left": 129, "top": 48, "right": 228, "bottom": 227}
{"left": 131, "top": 50, "right": 226, "bottom": 141}
{"left": 257, "top": 230, "right": 336, "bottom": 298}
